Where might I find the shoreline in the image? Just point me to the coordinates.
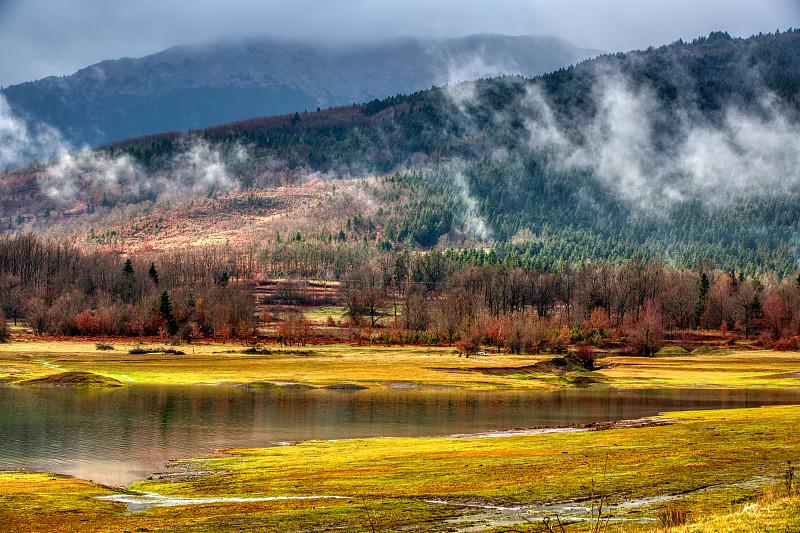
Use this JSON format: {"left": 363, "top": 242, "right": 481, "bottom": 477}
{"left": 2, "top": 403, "right": 800, "bottom": 532}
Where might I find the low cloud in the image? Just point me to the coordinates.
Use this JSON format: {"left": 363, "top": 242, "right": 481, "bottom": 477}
{"left": 0, "top": 90, "right": 247, "bottom": 205}
{"left": 2, "top": 0, "right": 796, "bottom": 88}
{"left": 558, "top": 75, "right": 682, "bottom": 208}
{"left": 165, "top": 140, "right": 245, "bottom": 196}
{"left": 516, "top": 69, "right": 800, "bottom": 210}
{"left": 453, "top": 169, "right": 492, "bottom": 240}
{"left": 37, "top": 138, "right": 247, "bottom": 209}
{"left": 41, "top": 150, "right": 143, "bottom": 202}
{"left": 0, "top": 94, "right": 74, "bottom": 170}
{"left": 444, "top": 54, "right": 517, "bottom": 86}
{"left": 678, "top": 97, "right": 800, "bottom": 199}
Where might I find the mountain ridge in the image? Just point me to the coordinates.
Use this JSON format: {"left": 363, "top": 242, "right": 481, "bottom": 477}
{"left": 0, "top": 33, "right": 600, "bottom": 159}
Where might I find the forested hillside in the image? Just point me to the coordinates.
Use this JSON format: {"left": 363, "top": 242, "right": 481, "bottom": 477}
{"left": 2, "top": 29, "right": 800, "bottom": 275}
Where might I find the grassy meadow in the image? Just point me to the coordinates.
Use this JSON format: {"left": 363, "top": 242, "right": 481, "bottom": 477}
{"left": 1, "top": 338, "right": 800, "bottom": 390}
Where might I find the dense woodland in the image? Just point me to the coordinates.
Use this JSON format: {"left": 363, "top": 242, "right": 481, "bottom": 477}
{"left": 0, "top": 234, "right": 254, "bottom": 341}
{"left": 3, "top": 233, "right": 800, "bottom": 357}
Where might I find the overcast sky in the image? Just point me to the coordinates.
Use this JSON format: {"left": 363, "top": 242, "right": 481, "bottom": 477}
{"left": 1, "top": 0, "right": 798, "bottom": 88}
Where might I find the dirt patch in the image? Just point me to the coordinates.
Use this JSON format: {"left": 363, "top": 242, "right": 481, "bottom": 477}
{"left": 448, "top": 417, "right": 678, "bottom": 438}
{"left": 23, "top": 371, "right": 123, "bottom": 388}
{"left": 571, "top": 375, "right": 599, "bottom": 386}
{"left": 587, "top": 417, "right": 679, "bottom": 430}
{"left": 238, "top": 381, "right": 315, "bottom": 390}
{"left": 321, "top": 383, "right": 369, "bottom": 390}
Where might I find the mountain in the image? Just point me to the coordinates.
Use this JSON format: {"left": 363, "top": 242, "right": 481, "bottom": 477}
{"left": 0, "top": 34, "right": 600, "bottom": 155}
{"left": 3, "top": 30, "right": 800, "bottom": 274}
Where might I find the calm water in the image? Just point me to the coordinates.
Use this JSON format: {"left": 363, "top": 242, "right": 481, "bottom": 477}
{"left": 1, "top": 385, "right": 799, "bottom": 487}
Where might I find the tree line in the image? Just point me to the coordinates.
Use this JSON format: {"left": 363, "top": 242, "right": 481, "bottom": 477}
{"left": 3, "top": 234, "right": 800, "bottom": 354}
{"left": 337, "top": 251, "right": 795, "bottom": 355}
{"left": 0, "top": 234, "right": 253, "bottom": 340}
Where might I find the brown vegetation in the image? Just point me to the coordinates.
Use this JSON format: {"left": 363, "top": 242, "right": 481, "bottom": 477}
{"left": 3, "top": 232, "right": 800, "bottom": 358}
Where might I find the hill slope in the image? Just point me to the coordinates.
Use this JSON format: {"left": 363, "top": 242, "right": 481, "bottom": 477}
{"left": 0, "top": 34, "right": 599, "bottom": 161}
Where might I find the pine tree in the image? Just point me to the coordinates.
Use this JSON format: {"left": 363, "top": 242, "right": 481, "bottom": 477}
{"left": 744, "top": 293, "right": 762, "bottom": 339}
{"left": 148, "top": 263, "right": 159, "bottom": 285}
{"left": 122, "top": 258, "right": 136, "bottom": 302}
{"left": 159, "top": 290, "right": 176, "bottom": 334}
{"left": 695, "top": 272, "right": 709, "bottom": 327}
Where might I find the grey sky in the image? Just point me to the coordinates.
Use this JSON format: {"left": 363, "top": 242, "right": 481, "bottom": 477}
{"left": 1, "top": 0, "right": 798, "bottom": 88}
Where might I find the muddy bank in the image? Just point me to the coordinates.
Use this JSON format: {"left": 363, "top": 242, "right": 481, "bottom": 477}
{"left": 236, "top": 381, "right": 368, "bottom": 391}
{"left": 447, "top": 416, "right": 677, "bottom": 439}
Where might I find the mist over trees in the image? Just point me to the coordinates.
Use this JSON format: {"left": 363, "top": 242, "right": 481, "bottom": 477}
{"left": 0, "top": 34, "right": 600, "bottom": 158}
{"left": 2, "top": 30, "right": 800, "bottom": 276}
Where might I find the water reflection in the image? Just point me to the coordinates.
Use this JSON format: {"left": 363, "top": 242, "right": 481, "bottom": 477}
{"left": 1, "top": 386, "right": 799, "bottom": 487}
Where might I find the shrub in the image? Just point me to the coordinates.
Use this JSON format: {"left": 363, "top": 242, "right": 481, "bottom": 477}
{"left": 548, "top": 326, "right": 570, "bottom": 354}
{"left": 128, "top": 347, "right": 185, "bottom": 355}
{"left": 770, "top": 336, "right": 800, "bottom": 351}
{"left": 572, "top": 344, "right": 597, "bottom": 369}
{"left": 624, "top": 300, "right": 664, "bottom": 356}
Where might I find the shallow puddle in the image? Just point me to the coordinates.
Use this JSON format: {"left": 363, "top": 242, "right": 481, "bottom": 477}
{"left": 97, "top": 491, "right": 349, "bottom": 512}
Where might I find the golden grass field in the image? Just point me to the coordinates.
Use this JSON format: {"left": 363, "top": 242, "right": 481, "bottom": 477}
{"left": 2, "top": 339, "right": 800, "bottom": 390}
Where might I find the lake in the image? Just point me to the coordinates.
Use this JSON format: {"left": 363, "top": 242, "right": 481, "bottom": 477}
{"left": 1, "top": 385, "right": 799, "bottom": 487}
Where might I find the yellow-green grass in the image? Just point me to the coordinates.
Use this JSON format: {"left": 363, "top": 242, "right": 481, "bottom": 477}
{"left": 137, "top": 406, "right": 799, "bottom": 504}
{"left": 0, "top": 471, "right": 122, "bottom": 532}
{"left": 0, "top": 470, "right": 461, "bottom": 533}
{"left": 2, "top": 405, "right": 799, "bottom": 531}
{"left": 130, "top": 404, "right": 800, "bottom": 530}
{"left": 675, "top": 493, "right": 800, "bottom": 533}
{"left": 300, "top": 306, "right": 347, "bottom": 321}
{"left": 0, "top": 340, "right": 556, "bottom": 388}
{"left": 2, "top": 340, "right": 800, "bottom": 389}
{"left": 601, "top": 350, "right": 800, "bottom": 388}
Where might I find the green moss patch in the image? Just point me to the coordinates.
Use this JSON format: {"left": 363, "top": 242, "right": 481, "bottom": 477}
{"left": 656, "top": 346, "right": 692, "bottom": 357}
{"left": 23, "top": 371, "right": 123, "bottom": 388}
